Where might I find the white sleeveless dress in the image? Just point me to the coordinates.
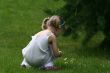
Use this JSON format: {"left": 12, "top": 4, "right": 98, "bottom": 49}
{"left": 21, "top": 30, "right": 55, "bottom": 67}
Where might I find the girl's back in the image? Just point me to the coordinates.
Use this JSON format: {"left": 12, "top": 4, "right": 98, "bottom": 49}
{"left": 22, "top": 30, "right": 54, "bottom": 66}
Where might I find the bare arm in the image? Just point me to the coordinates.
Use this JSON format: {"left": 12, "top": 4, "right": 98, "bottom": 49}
{"left": 48, "top": 35, "right": 61, "bottom": 57}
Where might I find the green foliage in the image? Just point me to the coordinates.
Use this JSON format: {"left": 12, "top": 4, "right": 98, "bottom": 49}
{"left": 51, "top": 0, "right": 110, "bottom": 48}
{"left": 86, "top": 31, "right": 105, "bottom": 48}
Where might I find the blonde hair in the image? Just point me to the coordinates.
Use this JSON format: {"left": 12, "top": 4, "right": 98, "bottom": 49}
{"left": 41, "top": 17, "right": 50, "bottom": 30}
{"left": 47, "top": 15, "right": 61, "bottom": 29}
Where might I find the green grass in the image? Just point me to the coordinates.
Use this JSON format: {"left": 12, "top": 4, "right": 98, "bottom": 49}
{"left": 0, "top": 0, "right": 110, "bottom": 73}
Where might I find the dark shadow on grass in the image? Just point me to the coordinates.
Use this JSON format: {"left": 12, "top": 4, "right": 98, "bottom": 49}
{"left": 73, "top": 47, "right": 110, "bottom": 60}
{"left": 30, "top": 64, "right": 74, "bottom": 72}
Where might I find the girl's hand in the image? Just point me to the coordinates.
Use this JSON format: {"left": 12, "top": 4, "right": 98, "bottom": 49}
{"left": 58, "top": 51, "right": 62, "bottom": 57}
{"left": 59, "top": 51, "right": 62, "bottom": 54}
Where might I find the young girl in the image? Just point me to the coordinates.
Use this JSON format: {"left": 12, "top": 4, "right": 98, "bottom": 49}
{"left": 21, "top": 15, "right": 65, "bottom": 70}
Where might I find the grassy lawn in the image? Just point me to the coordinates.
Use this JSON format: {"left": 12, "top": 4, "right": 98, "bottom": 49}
{"left": 0, "top": 0, "right": 110, "bottom": 73}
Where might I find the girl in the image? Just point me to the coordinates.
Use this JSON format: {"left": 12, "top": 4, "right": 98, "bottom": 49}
{"left": 21, "top": 15, "right": 65, "bottom": 70}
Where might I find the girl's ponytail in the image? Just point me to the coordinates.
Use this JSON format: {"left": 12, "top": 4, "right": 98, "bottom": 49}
{"left": 41, "top": 17, "right": 50, "bottom": 30}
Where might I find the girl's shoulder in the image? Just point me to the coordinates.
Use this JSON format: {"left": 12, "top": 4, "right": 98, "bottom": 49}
{"left": 34, "top": 30, "right": 54, "bottom": 37}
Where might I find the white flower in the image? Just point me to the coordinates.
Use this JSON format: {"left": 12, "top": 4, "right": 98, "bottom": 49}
{"left": 64, "top": 62, "right": 68, "bottom": 64}
{"left": 64, "top": 58, "right": 67, "bottom": 61}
